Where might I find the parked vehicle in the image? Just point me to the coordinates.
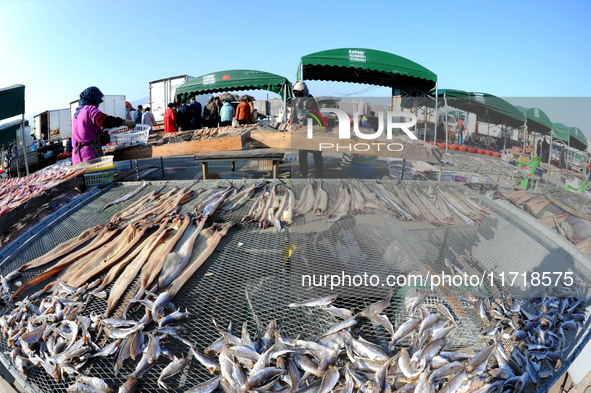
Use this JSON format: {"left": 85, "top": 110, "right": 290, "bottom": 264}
{"left": 149, "top": 75, "right": 194, "bottom": 123}
{"left": 34, "top": 109, "right": 70, "bottom": 142}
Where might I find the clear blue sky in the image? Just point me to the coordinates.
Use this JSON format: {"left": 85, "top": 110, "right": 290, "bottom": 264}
{"left": 1, "top": 0, "right": 590, "bottom": 134}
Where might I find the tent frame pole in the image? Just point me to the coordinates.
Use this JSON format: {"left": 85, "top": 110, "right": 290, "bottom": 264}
{"left": 434, "top": 83, "right": 438, "bottom": 144}
{"left": 21, "top": 114, "right": 29, "bottom": 176}
{"left": 282, "top": 86, "right": 287, "bottom": 123}
{"left": 444, "top": 96, "right": 449, "bottom": 151}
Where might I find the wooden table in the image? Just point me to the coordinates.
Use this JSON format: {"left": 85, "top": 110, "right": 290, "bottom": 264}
{"left": 194, "top": 150, "right": 285, "bottom": 180}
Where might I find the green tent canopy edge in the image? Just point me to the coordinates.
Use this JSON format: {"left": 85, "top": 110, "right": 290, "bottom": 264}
{"left": 514, "top": 105, "right": 553, "bottom": 135}
{"left": 436, "top": 90, "right": 525, "bottom": 128}
{"left": 175, "top": 70, "right": 292, "bottom": 103}
{"left": 0, "top": 84, "right": 25, "bottom": 122}
{"left": 297, "top": 48, "right": 437, "bottom": 93}
{"left": 0, "top": 119, "right": 28, "bottom": 148}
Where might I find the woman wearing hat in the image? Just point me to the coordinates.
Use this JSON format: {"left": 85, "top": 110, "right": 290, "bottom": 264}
{"left": 71, "top": 86, "right": 135, "bottom": 164}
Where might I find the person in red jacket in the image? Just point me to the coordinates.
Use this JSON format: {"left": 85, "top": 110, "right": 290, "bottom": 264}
{"left": 164, "top": 102, "right": 177, "bottom": 133}
{"left": 235, "top": 97, "right": 251, "bottom": 125}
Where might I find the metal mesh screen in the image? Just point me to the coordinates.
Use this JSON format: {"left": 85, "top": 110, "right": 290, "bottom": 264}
{"left": 0, "top": 179, "right": 589, "bottom": 393}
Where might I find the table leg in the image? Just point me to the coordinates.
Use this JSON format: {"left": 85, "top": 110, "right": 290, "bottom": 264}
{"left": 272, "top": 160, "right": 279, "bottom": 178}
{"left": 202, "top": 162, "right": 208, "bottom": 180}
{"left": 231, "top": 161, "right": 236, "bottom": 172}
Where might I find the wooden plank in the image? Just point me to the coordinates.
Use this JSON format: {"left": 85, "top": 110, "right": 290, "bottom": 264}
{"left": 194, "top": 150, "right": 284, "bottom": 161}
{"left": 111, "top": 136, "right": 245, "bottom": 160}
{"left": 249, "top": 130, "right": 291, "bottom": 149}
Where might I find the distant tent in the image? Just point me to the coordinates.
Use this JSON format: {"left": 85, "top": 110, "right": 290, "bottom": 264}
{"left": 0, "top": 84, "right": 29, "bottom": 174}
{"left": 0, "top": 84, "right": 25, "bottom": 121}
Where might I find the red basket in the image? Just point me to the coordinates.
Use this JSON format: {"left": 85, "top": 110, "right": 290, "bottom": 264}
{"left": 448, "top": 144, "right": 458, "bottom": 151}
{"left": 485, "top": 150, "right": 493, "bottom": 156}
{"left": 459, "top": 146, "right": 468, "bottom": 152}
{"left": 493, "top": 152, "right": 502, "bottom": 157}
{"left": 436, "top": 142, "right": 446, "bottom": 149}
{"left": 477, "top": 148, "right": 486, "bottom": 154}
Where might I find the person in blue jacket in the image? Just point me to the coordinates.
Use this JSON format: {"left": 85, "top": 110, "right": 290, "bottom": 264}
{"left": 220, "top": 100, "right": 235, "bottom": 127}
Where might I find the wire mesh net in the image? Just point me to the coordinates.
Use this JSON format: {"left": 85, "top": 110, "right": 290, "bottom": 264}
{"left": 0, "top": 179, "right": 589, "bottom": 393}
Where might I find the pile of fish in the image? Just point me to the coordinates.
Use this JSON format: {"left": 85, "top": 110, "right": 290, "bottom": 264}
{"left": 190, "top": 124, "right": 254, "bottom": 141}
{"left": 0, "top": 168, "right": 84, "bottom": 217}
{"left": 290, "top": 180, "right": 490, "bottom": 226}
{"left": 241, "top": 181, "right": 294, "bottom": 231}
{"left": 462, "top": 283, "right": 590, "bottom": 392}
{"left": 185, "top": 283, "right": 588, "bottom": 393}
{"left": 0, "top": 182, "right": 241, "bottom": 390}
{"left": 0, "top": 272, "right": 203, "bottom": 393}
{"left": 490, "top": 189, "right": 591, "bottom": 255}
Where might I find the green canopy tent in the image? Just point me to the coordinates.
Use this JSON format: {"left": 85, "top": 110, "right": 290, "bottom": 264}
{"left": 568, "top": 126, "right": 587, "bottom": 152}
{"left": 0, "top": 120, "right": 29, "bottom": 148}
{"left": 175, "top": 69, "right": 293, "bottom": 121}
{"left": 514, "top": 106, "right": 553, "bottom": 162}
{"left": 514, "top": 106, "right": 552, "bottom": 135}
{"left": 297, "top": 48, "right": 437, "bottom": 93}
{"left": 0, "top": 84, "right": 28, "bottom": 175}
{"left": 297, "top": 47, "right": 438, "bottom": 140}
{"left": 436, "top": 90, "right": 525, "bottom": 150}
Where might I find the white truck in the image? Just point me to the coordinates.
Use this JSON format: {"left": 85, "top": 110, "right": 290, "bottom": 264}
{"left": 69, "top": 95, "right": 127, "bottom": 130}
{"left": 34, "top": 109, "right": 71, "bottom": 142}
{"left": 149, "top": 75, "right": 194, "bottom": 123}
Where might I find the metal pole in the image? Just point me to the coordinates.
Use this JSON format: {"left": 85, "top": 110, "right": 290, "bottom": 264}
{"left": 282, "top": 85, "right": 287, "bottom": 123}
{"left": 523, "top": 118, "right": 527, "bottom": 155}
{"left": 434, "top": 83, "right": 438, "bottom": 144}
{"left": 21, "top": 115, "right": 29, "bottom": 176}
{"left": 549, "top": 134, "right": 553, "bottom": 165}
{"left": 444, "top": 96, "right": 449, "bottom": 151}
{"left": 423, "top": 105, "right": 428, "bottom": 142}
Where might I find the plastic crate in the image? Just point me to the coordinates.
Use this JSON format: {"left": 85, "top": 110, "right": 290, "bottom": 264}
{"left": 83, "top": 165, "right": 115, "bottom": 187}
{"left": 257, "top": 160, "right": 274, "bottom": 171}
{"left": 109, "top": 124, "right": 150, "bottom": 148}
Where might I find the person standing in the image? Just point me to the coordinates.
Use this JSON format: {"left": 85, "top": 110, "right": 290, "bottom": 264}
{"left": 235, "top": 97, "right": 251, "bottom": 125}
{"left": 164, "top": 102, "right": 178, "bottom": 133}
{"left": 133, "top": 105, "right": 143, "bottom": 124}
{"left": 71, "top": 86, "right": 134, "bottom": 164}
{"left": 560, "top": 145, "right": 566, "bottom": 169}
{"left": 177, "top": 101, "right": 192, "bottom": 131}
{"left": 189, "top": 97, "right": 202, "bottom": 129}
{"left": 219, "top": 100, "right": 235, "bottom": 127}
{"left": 203, "top": 96, "right": 221, "bottom": 128}
{"left": 289, "top": 81, "right": 323, "bottom": 178}
{"left": 248, "top": 97, "right": 256, "bottom": 124}
{"left": 142, "top": 107, "right": 156, "bottom": 133}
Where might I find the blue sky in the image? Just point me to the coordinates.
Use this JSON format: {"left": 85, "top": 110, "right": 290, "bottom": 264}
{"left": 1, "top": 0, "right": 590, "bottom": 134}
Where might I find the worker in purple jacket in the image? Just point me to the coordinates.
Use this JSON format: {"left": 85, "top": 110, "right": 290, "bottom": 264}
{"left": 72, "top": 86, "right": 134, "bottom": 164}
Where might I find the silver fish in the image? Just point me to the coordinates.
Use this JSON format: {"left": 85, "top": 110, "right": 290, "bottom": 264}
{"left": 157, "top": 356, "right": 190, "bottom": 389}
{"left": 73, "top": 376, "right": 113, "bottom": 393}
{"left": 184, "top": 375, "right": 221, "bottom": 393}
{"left": 289, "top": 294, "right": 338, "bottom": 308}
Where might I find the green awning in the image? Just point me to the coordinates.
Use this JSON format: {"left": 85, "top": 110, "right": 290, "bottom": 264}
{"left": 551, "top": 123, "right": 570, "bottom": 143}
{"left": 0, "top": 84, "right": 25, "bottom": 121}
{"left": 437, "top": 90, "right": 525, "bottom": 128}
{"left": 175, "top": 70, "right": 292, "bottom": 103}
{"left": 566, "top": 125, "right": 587, "bottom": 151}
{"left": 514, "top": 105, "right": 552, "bottom": 135}
{"left": 297, "top": 48, "right": 437, "bottom": 92}
{"left": 0, "top": 119, "right": 28, "bottom": 148}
